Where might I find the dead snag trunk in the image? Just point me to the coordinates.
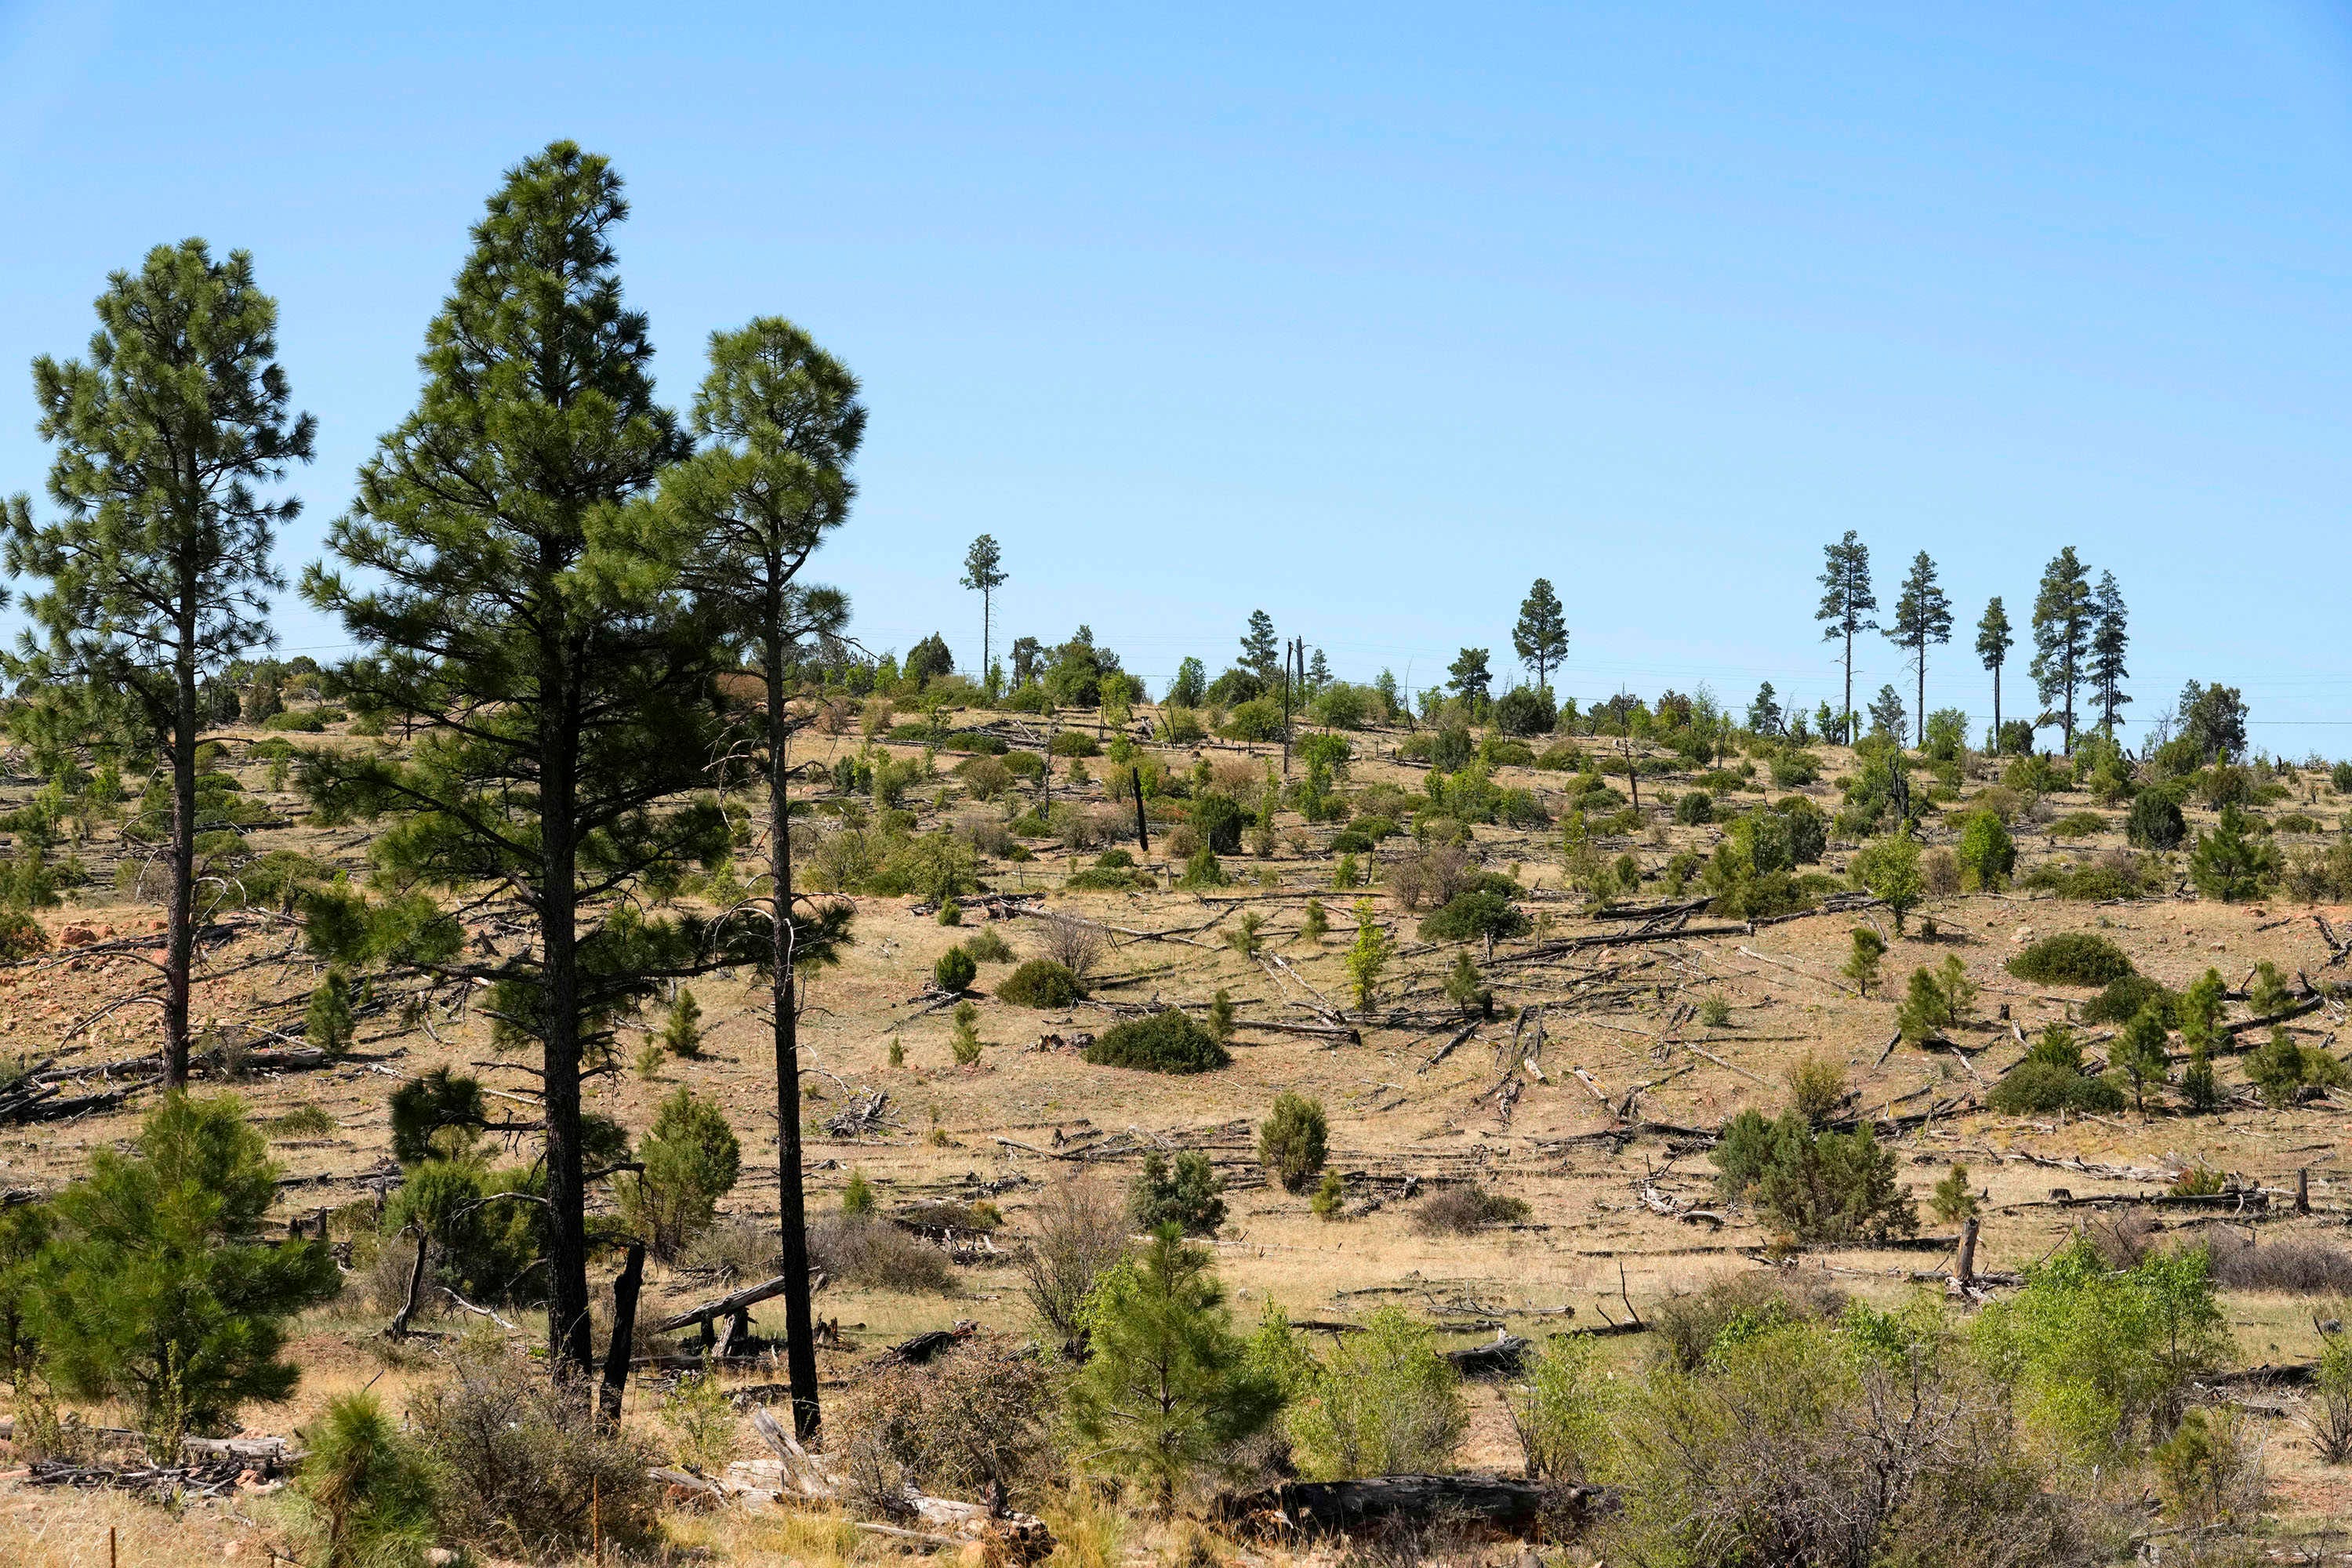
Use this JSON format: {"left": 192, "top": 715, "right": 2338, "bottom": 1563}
{"left": 597, "top": 1241, "right": 646, "bottom": 1428}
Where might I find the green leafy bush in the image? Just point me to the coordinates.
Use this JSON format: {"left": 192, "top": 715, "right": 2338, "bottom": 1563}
{"left": 2244, "top": 1027, "right": 2351, "bottom": 1108}
{"left": 996, "top": 958, "right": 1084, "bottom": 1007}
{"left": 2127, "top": 790, "right": 2187, "bottom": 851}
{"left": 618, "top": 1087, "right": 741, "bottom": 1260}
{"left": 1086, "top": 1010, "right": 1231, "bottom": 1073}
{"left": 1287, "top": 1306, "right": 1468, "bottom": 1479}
{"left": 1987, "top": 1027, "right": 2126, "bottom": 1115}
{"left": 2189, "top": 803, "right": 2281, "bottom": 902}
{"left": 1710, "top": 1110, "right": 1918, "bottom": 1243}
{"left": 31, "top": 1093, "right": 343, "bottom": 1439}
{"left": 1257, "top": 1093, "right": 1329, "bottom": 1192}
{"left": 1129, "top": 1149, "right": 1228, "bottom": 1234}
{"left": 290, "top": 1392, "right": 438, "bottom": 1568}
{"left": 1415, "top": 889, "right": 1529, "bottom": 951}
{"left": 2083, "top": 973, "right": 2176, "bottom": 1026}
{"left": 933, "top": 945, "right": 978, "bottom": 992}
{"left": 2006, "top": 932, "right": 2135, "bottom": 986}
{"left": 1955, "top": 810, "right": 2016, "bottom": 891}
{"left": 1673, "top": 790, "right": 1715, "bottom": 826}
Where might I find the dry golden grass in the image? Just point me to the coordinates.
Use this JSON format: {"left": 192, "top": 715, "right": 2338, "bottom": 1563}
{"left": 6, "top": 711, "right": 2352, "bottom": 1553}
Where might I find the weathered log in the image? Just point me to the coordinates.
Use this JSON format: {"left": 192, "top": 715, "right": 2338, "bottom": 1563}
{"left": 1223, "top": 1473, "right": 1613, "bottom": 1540}
{"left": 1443, "top": 1334, "right": 1531, "bottom": 1377}
{"left": 651, "top": 1273, "right": 790, "bottom": 1334}
{"left": 881, "top": 1322, "right": 977, "bottom": 1365}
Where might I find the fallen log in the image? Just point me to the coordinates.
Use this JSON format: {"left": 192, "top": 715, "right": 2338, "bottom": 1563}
{"left": 1223, "top": 1473, "right": 1613, "bottom": 1541}
{"left": 1443, "top": 1334, "right": 1531, "bottom": 1377}
{"left": 652, "top": 1273, "right": 791, "bottom": 1335}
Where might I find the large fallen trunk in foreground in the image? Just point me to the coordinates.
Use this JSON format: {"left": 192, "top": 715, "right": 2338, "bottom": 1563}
{"left": 1222, "top": 1473, "right": 1616, "bottom": 1540}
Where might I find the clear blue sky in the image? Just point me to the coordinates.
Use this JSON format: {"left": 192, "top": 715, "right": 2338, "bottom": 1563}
{"left": 5, "top": 2, "right": 2350, "bottom": 750}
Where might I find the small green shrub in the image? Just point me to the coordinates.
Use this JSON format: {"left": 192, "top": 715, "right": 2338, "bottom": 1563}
{"left": 1257, "top": 1093, "right": 1329, "bottom": 1192}
{"left": 1287, "top": 1306, "right": 1468, "bottom": 1479}
{"left": 2006, "top": 932, "right": 2135, "bottom": 987}
{"left": 2244, "top": 1027, "right": 2351, "bottom": 1108}
{"left": 1710, "top": 1110, "right": 1918, "bottom": 1243}
{"left": 1987, "top": 1027, "right": 2127, "bottom": 1115}
{"left": 950, "top": 1000, "right": 984, "bottom": 1066}
{"left": 1930, "top": 1163, "right": 1979, "bottom": 1222}
{"left": 1954, "top": 811, "right": 2016, "bottom": 891}
{"left": 1783, "top": 1053, "right": 1846, "bottom": 1127}
{"left": 290, "top": 1392, "right": 437, "bottom": 1568}
{"left": 964, "top": 927, "right": 1014, "bottom": 963}
{"left": 934, "top": 946, "right": 979, "bottom": 993}
{"left": 996, "top": 958, "right": 1084, "bottom": 1007}
{"left": 304, "top": 969, "right": 358, "bottom": 1054}
{"left": 2083, "top": 972, "right": 2176, "bottom": 1026}
{"left": 1129, "top": 1149, "right": 1226, "bottom": 1234}
{"left": 617, "top": 1087, "right": 741, "bottom": 1261}
{"left": 1085, "top": 1010, "right": 1231, "bottom": 1074}
{"left": 2127, "top": 790, "right": 2187, "bottom": 851}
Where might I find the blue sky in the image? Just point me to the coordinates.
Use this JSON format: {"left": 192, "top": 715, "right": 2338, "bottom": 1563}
{"left": 4, "top": 2, "right": 2350, "bottom": 750}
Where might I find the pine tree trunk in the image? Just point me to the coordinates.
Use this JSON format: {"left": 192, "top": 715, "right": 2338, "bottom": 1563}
{"left": 1992, "top": 666, "right": 2002, "bottom": 746}
{"left": 1915, "top": 651, "right": 1926, "bottom": 750}
{"left": 164, "top": 601, "right": 199, "bottom": 1087}
{"left": 1842, "top": 626, "right": 1853, "bottom": 746}
{"left": 767, "top": 652, "right": 822, "bottom": 1441}
{"left": 541, "top": 694, "right": 596, "bottom": 1381}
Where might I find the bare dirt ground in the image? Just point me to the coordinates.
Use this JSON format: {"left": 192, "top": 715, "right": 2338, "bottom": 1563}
{"left": 2, "top": 703, "right": 2349, "bottom": 1563}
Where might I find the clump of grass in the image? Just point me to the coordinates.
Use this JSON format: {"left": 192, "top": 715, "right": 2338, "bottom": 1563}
{"left": 1411, "top": 1185, "right": 1532, "bottom": 1235}
{"left": 268, "top": 1105, "right": 338, "bottom": 1140}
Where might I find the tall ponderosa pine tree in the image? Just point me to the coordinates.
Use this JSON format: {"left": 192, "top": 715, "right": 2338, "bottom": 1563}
{"left": 1239, "top": 609, "right": 1279, "bottom": 688}
{"left": 1975, "top": 597, "right": 2013, "bottom": 747}
{"left": 303, "top": 143, "right": 729, "bottom": 1378}
{"left": 1512, "top": 578, "right": 1569, "bottom": 692}
{"left": 2029, "top": 546, "right": 2094, "bottom": 753}
{"left": 4, "top": 242, "right": 314, "bottom": 1086}
{"left": 660, "top": 317, "right": 863, "bottom": 1437}
{"left": 1815, "top": 531, "right": 1876, "bottom": 744}
{"left": 960, "top": 534, "right": 1006, "bottom": 680}
{"left": 1886, "top": 550, "right": 1951, "bottom": 750}
{"left": 2088, "top": 569, "right": 2130, "bottom": 738}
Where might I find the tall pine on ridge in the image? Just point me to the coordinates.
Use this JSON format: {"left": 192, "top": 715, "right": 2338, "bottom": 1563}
{"left": 2029, "top": 546, "right": 2093, "bottom": 754}
{"left": 2089, "top": 569, "right": 2130, "bottom": 738}
{"left": 1815, "top": 531, "right": 1876, "bottom": 745}
{"left": 1512, "top": 577, "right": 1569, "bottom": 693}
{"left": 1975, "top": 597, "right": 2013, "bottom": 750}
{"left": 1886, "top": 551, "right": 1951, "bottom": 750}
{"left": 662, "top": 318, "right": 864, "bottom": 1438}
{"left": 4, "top": 241, "right": 314, "bottom": 1085}
{"left": 303, "top": 142, "right": 728, "bottom": 1378}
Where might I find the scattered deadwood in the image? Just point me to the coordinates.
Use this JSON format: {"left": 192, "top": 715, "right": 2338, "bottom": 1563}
{"left": 720, "top": 1405, "right": 1055, "bottom": 1563}
{"left": 1490, "top": 925, "right": 1751, "bottom": 968}
{"left": 1223, "top": 1474, "right": 1614, "bottom": 1541}
{"left": 824, "top": 1091, "right": 898, "bottom": 1138}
